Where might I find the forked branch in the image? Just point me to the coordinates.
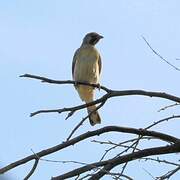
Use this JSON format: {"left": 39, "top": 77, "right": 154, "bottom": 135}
{"left": 20, "top": 74, "right": 180, "bottom": 118}
{"left": 0, "top": 126, "right": 179, "bottom": 175}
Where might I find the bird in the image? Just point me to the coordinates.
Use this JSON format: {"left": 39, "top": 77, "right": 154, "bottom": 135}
{"left": 72, "top": 32, "right": 103, "bottom": 126}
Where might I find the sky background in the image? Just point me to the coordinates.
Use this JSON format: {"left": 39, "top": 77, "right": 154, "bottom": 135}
{"left": 0, "top": 0, "right": 180, "bottom": 179}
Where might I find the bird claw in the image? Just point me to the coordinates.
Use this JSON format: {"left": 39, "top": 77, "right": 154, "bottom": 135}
{"left": 97, "top": 83, "right": 101, "bottom": 91}
{"left": 74, "top": 81, "right": 78, "bottom": 86}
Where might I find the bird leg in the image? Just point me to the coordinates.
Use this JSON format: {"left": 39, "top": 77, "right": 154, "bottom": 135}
{"left": 96, "top": 83, "right": 101, "bottom": 91}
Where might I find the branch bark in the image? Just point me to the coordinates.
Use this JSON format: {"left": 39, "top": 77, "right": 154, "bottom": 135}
{"left": 52, "top": 144, "right": 180, "bottom": 179}
{"left": 4, "top": 74, "right": 178, "bottom": 179}
{"left": 24, "top": 159, "right": 39, "bottom": 180}
{"left": 0, "top": 126, "right": 179, "bottom": 174}
{"left": 20, "top": 74, "right": 180, "bottom": 117}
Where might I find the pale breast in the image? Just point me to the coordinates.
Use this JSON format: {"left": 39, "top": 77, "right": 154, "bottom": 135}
{"left": 74, "top": 46, "right": 100, "bottom": 84}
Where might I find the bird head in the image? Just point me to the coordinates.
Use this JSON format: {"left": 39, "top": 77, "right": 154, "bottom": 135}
{"left": 82, "top": 32, "right": 103, "bottom": 46}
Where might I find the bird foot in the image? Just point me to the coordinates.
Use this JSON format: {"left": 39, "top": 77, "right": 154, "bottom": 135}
{"left": 74, "top": 81, "right": 78, "bottom": 86}
{"left": 97, "top": 83, "right": 101, "bottom": 91}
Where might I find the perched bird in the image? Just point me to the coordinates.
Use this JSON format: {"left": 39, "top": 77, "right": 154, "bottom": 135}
{"left": 72, "top": 32, "right": 103, "bottom": 126}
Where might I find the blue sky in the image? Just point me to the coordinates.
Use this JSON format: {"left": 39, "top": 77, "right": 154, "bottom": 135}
{"left": 0, "top": 1, "right": 180, "bottom": 179}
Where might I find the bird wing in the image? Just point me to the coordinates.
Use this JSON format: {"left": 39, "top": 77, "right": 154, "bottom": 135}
{"left": 72, "top": 48, "right": 80, "bottom": 79}
{"left": 98, "top": 54, "right": 102, "bottom": 75}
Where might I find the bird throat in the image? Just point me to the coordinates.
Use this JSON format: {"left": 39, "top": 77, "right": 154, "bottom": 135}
{"left": 89, "top": 38, "right": 99, "bottom": 45}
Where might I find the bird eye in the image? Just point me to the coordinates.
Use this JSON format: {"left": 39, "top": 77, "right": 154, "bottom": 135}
{"left": 89, "top": 36, "right": 98, "bottom": 45}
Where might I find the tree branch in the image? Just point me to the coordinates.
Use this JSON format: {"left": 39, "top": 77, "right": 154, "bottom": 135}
{"left": 145, "top": 115, "right": 180, "bottom": 130}
{"left": 158, "top": 103, "right": 180, "bottom": 112}
{"left": 52, "top": 144, "right": 180, "bottom": 179}
{"left": 30, "top": 93, "right": 109, "bottom": 117}
{"left": 20, "top": 74, "right": 180, "bottom": 117}
{"left": 30, "top": 89, "right": 180, "bottom": 117}
{"left": 141, "top": 157, "right": 180, "bottom": 166}
{"left": 66, "top": 101, "right": 105, "bottom": 141}
{"left": 142, "top": 36, "right": 180, "bottom": 71}
{"left": 157, "top": 166, "right": 180, "bottom": 180}
{"left": 20, "top": 74, "right": 111, "bottom": 93}
{"left": 0, "top": 126, "right": 179, "bottom": 174}
{"left": 24, "top": 159, "right": 39, "bottom": 180}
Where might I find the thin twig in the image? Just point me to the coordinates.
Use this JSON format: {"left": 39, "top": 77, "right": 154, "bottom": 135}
{"left": 24, "top": 159, "right": 39, "bottom": 180}
{"left": 142, "top": 168, "right": 156, "bottom": 180}
{"left": 30, "top": 93, "right": 109, "bottom": 117}
{"left": 86, "top": 144, "right": 179, "bottom": 180}
{"left": 158, "top": 103, "right": 180, "bottom": 112}
{"left": 92, "top": 140, "right": 141, "bottom": 151}
{"left": 118, "top": 162, "right": 128, "bottom": 178}
{"left": 40, "top": 158, "right": 89, "bottom": 166}
{"left": 141, "top": 157, "right": 180, "bottom": 166}
{"left": 142, "top": 36, "right": 180, "bottom": 71}
{"left": 66, "top": 116, "right": 88, "bottom": 141}
{"left": 1, "top": 126, "right": 179, "bottom": 174}
{"left": 66, "top": 101, "right": 106, "bottom": 141}
{"left": 115, "top": 135, "right": 143, "bottom": 179}
{"left": 92, "top": 137, "right": 155, "bottom": 161}
{"left": 156, "top": 166, "right": 180, "bottom": 180}
{"left": 145, "top": 115, "right": 180, "bottom": 130}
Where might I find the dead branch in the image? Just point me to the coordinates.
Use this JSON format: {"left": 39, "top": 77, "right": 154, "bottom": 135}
{"left": 141, "top": 157, "right": 180, "bottom": 166}
{"left": 52, "top": 144, "right": 180, "bottom": 179}
{"left": 3, "top": 74, "right": 178, "bottom": 179}
{"left": 0, "top": 126, "right": 179, "bottom": 175}
{"left": 145, "top": 115, "right": 180, "bottom": 129}
{"left": 20, "top": 74, "right": 111, "bottom": 93}
{"left": 24, "top": 159, "right": 39, "bottom": 180}
{"left": 156, "top": 166, "right": 180, "bottom": 180}
{"left": 158, "top": 103, "right": 180, "bottom": 112}
{"left": 66, "top": 101, "right": 105, "bottom": 141}
{"left": 142, "top": 36, "right": 180, "bottom": 71}
{"left": 20, "top": 74, "right": 180, "bottom": 117}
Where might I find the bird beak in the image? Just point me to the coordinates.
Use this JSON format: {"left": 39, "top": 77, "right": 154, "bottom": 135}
{"left": 99, "top": 35, "right": 104, "bottom": 39}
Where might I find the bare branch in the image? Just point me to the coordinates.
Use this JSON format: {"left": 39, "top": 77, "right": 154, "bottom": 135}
{"left": 3, "top": 74, "right": 180, "bottom": 179}
{"left": 142, "top": 168, "right": 156, "bottom": 180}
{"left": 114, "top": 135, "right": 143, "bottom": 179}
{"left": 92, "top": 140, "right": 141, "bottom": 151}
{"left": 52, "top": 144, "right": 180, "bottom": 179}
{"left": 24, "top": 159, "right": 39, "bottom": 180}
{"left": 66, "top": 115, "right": 88, "bottom": 141}
{"left": 30, "top": 93, "right": 109, "bottom": 117}
{"left": 20, "top": 74, "right": 180, "bottom": 117}
{"left": 30, "top": 89, "right": 180, "bottom": 117}
{"left": 66, "top": 101, "right": 105, "bottom": 141}
{"left": 142, "top": 36, "right": 180, "bottom": 71}
{"left": 112, "top": 114, "right": 180, "bottom": 178}
{"left": 1, "top": 126, "right": 179, "bottom": 174}
{"left": 20, "top": 74, "right": 111, "bottom": 93}
{"left": 157, "top": 166, "right": 180, "bottom": 180}
{"left": 145, "top": 115, "right": 180, "bottom": 130}
{"left": 40, "top": 158, "right": 89, "bottom": 166}
{"left": 93, "top": 137, "right": 162, "bottom": 161}
{"left": 90, "top": 114, "right": 180, "bottom": 179}
{"left": 141, "top": 157, "right": 180, "bottom": 166}
{"left": 158, "top": 103, "right": 180, "bottom": 112}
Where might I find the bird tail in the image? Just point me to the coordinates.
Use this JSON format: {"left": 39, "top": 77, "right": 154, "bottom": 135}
{"left": 87, "top": 105, "right": 101, "bottom": 126}
{"left": 76, "top": 85, "right": 101, "bottom": 125}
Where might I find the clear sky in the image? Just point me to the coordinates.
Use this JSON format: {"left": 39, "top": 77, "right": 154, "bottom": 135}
{"left": 0, "top": 0, "right": 180, "bottom": 179}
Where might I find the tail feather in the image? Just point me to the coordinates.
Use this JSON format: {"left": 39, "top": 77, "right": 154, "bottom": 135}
{"left": 76, "top": 85, "right": 101, "bottom": 125}
{"left": 87, "top": 106, "right": 101, "bottom": 126}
